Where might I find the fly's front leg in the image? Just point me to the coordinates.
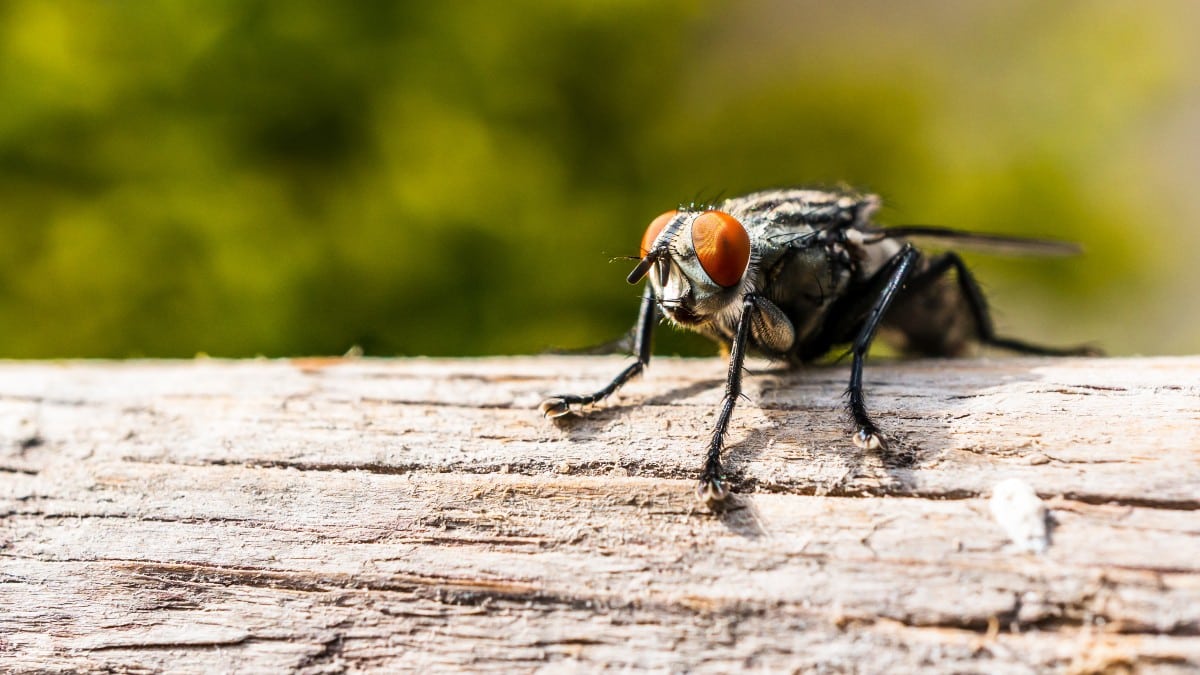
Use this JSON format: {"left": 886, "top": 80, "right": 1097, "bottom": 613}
{"left": 539, "top": 284, "right": 657, "bottom": 417}
{"left": 696, "top": 294, "right": 758, "bottom": 504}
{"left": 848, "top": 245, "right": 920, "bottom": 451}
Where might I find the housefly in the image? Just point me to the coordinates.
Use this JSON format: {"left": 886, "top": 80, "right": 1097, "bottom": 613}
{"left": 540, "top": 188, "right": 1097, "bottom": 504}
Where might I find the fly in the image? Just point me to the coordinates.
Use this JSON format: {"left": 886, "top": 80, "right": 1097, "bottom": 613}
{"left": 539, "top": 188, "right": 1098, "bottom": 504}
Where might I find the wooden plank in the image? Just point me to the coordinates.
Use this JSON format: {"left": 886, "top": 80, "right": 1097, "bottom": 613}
{"left": 1, "top": 357, "right": 1198, "bottom": 673}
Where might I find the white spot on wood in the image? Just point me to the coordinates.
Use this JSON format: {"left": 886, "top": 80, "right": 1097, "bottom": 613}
{"left": 990, "top": 478, "right": 1049, "bottom": 553}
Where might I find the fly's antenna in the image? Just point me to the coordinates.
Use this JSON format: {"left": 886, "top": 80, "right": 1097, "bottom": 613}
{"left": 628, "top": 213, "right": 687, "bottom": 284}
{"left": 626, "top": 255, "right": 656, "bottom": 284}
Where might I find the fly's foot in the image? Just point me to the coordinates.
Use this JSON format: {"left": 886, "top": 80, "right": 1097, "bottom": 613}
{"left": 538, "top": 396, "right": 576, "bottom": 418}
{"left": 853, "top": 427, "right": 888, "bottom": 451}
{"left": 695, "top": 474, "right": 730, "bottom": 505}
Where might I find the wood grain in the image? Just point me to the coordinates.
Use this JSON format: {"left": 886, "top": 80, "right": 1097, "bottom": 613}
{"left": 1, "top": 356, "right": 1198, "bottom": 673}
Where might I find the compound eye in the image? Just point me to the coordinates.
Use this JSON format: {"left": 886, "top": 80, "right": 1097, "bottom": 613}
{"left": 691, "top": 210, "right": 750, "bottom": 288}
{"left": 640, "top": 210, "right": 677, "bottom": 257}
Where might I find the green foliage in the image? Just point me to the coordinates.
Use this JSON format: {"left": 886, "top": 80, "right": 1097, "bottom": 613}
{"left": 0, "top": 1, "right": 1194, "bottom": 357}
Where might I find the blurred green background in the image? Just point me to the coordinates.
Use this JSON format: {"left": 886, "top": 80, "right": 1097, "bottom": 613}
{"left": 1, "top": 0, "right": 1197, "bottom": 358}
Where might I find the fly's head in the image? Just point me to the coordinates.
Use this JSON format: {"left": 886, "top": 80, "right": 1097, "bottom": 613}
{"left": 627, "top": 208, "right": 752, "bottom": 327}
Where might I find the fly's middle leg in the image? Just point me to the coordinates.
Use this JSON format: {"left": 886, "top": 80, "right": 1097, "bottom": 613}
{"left": 847, "top": 245, "right": 921, "bottom": 451}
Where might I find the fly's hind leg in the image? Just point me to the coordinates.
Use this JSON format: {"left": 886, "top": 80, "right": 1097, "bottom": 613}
{"left": 913, "top": 252, "right": 1101, "bottom": 357}
{"left": 539, "top": 284, "right": 658, "bottom": 417}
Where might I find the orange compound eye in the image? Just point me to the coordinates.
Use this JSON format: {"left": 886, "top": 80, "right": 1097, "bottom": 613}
{"left": 640, "top": 210, "right": 677, "bottom": 257}
{"left": 691, "top": 210, "right": 750, "bottom": 288}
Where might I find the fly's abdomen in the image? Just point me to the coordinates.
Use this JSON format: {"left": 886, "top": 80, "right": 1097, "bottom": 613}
{"left": 881, "top": 263, "right": 977, "bottom": 357}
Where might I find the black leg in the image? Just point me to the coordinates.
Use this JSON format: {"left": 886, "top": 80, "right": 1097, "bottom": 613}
{"left": 696, "top": 294, "right": 758, "bottom": 504}
{"left": 913, "top": 252, "right": 1100, "bottom": 356}
{"left": 540, "top": 284, "right": 658, "bottom": 417}
{"left": 848, "top": 245, "right": 921, "bottom": 451}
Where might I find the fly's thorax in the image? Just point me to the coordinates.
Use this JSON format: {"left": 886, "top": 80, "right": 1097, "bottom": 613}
{"left": 856, "top": 236, "right": 905, "bottom": 280}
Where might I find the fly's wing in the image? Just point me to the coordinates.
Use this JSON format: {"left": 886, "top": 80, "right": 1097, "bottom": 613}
{"left": 863, "top": 225, "right": 1082, "bottom": 256}
{"left": 543, "top": 329, "right": 636, "bottom": 356}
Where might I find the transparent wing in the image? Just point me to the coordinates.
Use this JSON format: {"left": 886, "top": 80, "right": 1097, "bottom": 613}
{"left": 863, "top": 225, "right": 1082, "bottom": 256}
{"left": 543, "top": 329, "right": 636, "bottom": 356}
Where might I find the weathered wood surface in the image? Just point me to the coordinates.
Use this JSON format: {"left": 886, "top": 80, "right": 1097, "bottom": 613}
{"left": 1, "top": 356, "right": 1198, "bottom": 673}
